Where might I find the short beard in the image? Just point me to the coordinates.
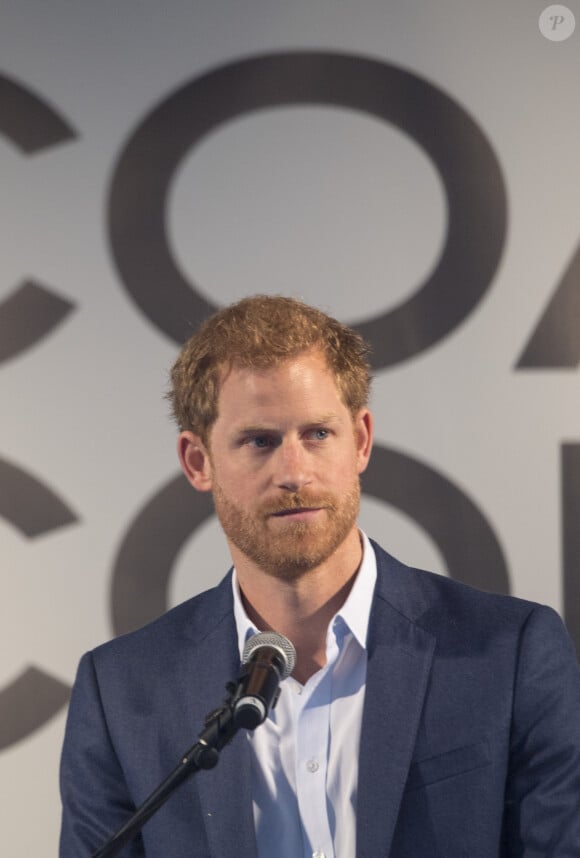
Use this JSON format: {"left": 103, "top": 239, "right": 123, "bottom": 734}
{"left": 212, "top": 481, "right": 361, "bottom": 580}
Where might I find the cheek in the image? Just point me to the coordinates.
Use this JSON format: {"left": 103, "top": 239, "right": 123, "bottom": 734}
{"left": 213, "top": 464, "right": 260, "bottom": 502}
{"left": 328, "top": 458, "right": 360, "bottom": 488}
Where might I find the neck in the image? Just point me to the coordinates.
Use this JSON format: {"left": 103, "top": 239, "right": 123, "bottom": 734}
{"left": 233, "top": 527, "right": 363, "bottom": 683}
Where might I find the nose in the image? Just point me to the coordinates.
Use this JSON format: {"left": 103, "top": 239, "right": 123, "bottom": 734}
{"left": 273, "top": 437, "right": 311, "bottom": 492}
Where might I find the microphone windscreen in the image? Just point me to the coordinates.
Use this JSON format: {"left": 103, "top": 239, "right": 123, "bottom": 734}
{"left": 242, "top": 631, "right": 296, "bottom": 679}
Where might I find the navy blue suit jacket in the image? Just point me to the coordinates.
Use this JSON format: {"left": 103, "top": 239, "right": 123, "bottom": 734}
{"left": 60, "top": 542, "right": 580, "bottom": 856}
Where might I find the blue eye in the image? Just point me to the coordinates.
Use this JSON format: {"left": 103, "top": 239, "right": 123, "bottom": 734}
{"left": 251, "top": 436, "right": 272, "bottom": 448}
{"left": 313, "top": 428, "right": 329, "bottom": 440}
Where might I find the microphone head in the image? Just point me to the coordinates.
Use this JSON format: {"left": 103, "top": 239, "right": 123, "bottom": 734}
{"left": 242, "top": 631, "right": 296, "bottom": 680}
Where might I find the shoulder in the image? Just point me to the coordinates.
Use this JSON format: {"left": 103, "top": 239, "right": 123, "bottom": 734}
{"left": 67, "top": 571, "right": 238, "bottom": 727}
{"left": 368, "top": 539, "right": 580, "bottom": 722}
{"left": 90, "top": 570, "right": 235, "bottom": 671}
{"left": 368, "top": 538, "right": 570, "bottom": 647}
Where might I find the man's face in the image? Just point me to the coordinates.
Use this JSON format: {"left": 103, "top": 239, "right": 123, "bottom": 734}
{"left": 187, "top": 349, "right": 372, "bottom": 579}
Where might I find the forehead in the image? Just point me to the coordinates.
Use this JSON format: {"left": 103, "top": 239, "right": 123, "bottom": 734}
{"left": 216, "top": 351, "right": 346, "bottom": 421}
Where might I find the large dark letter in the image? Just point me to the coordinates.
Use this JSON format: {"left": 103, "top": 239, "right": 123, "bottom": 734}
{"left": 362, "top": 447, "right": 510, "bottom": 593}
{"left": 0, "top": 75, "right": 77, "bottom": 364}
{"left": 0, "top": 459, "right": 78, "bottom": 748}
{"left": 110, "top": 476, "right": 213, "bottom": 636}
{"left": 109, "top": 52, "right": 507, "bottom": 368}
{"left": 517, "top": 242, "right": 580, "bottom": 369}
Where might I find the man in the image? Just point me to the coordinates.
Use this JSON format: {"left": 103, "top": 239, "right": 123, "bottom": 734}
{"left": 60, "top": 295, "right": 580, "bottom": 857}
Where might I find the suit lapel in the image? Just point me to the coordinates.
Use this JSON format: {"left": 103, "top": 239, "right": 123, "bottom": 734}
{"left": 179, "top": 576, "right": 259, "bottom": 858}
{"left": 356, "top": 555, "right": 436, "bottom": 858}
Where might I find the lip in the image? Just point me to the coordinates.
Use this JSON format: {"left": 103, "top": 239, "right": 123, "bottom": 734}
{"left": 270, "top": 507, "right": 323, "bottom": 520}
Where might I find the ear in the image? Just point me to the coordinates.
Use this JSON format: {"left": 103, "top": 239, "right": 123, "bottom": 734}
{"left": 177, "top": 431, "right": 213, "bottom": 492}
{"left": 354, "top": 409, "right": 373, "bottom": 475}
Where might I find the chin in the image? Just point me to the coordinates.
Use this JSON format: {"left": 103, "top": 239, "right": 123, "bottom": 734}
{"left": 244, "top": 528, "right": 353, "bottom": 579}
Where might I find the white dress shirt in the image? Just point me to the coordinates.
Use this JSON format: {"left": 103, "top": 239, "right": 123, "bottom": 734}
{"left": 232, "top": 531, "right": 377, "bottom": 858}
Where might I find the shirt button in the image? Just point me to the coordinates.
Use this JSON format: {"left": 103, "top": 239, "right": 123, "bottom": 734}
{"left": 312, "top": 852, "right": 326, "bottom": 858}
{"left": 306, "top": 758, "right": 319, "bottom": 773}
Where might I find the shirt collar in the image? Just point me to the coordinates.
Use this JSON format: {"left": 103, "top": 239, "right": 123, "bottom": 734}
{"left": 232, "top": 530, "right": 377, "bottom": 661}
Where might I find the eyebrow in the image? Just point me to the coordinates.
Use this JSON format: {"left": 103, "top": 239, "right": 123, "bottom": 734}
{"left": 234, "top": 414, "right": 342, "bottom": 435}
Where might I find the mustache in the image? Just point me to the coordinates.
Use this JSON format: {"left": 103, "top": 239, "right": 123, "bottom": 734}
{"left": 259, "top": 493, "right": 337, "bottom": 516}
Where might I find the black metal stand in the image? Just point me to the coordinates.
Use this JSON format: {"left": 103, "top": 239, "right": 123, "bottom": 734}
{"left": 92, "top": 684, "right": 240, "bottom": 858}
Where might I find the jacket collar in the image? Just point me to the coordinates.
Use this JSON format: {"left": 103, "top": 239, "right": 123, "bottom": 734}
{"left": 191, "top": 543, "right": 436, "bottom": 858}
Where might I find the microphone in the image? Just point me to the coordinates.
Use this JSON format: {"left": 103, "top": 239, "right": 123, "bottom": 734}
{"left": 233, "top": 632, "right": 296, "bottom": 729}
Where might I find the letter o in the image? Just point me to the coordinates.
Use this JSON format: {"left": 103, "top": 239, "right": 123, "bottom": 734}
{"left": 108, "top": 51, "right": 507, "bottom": 368}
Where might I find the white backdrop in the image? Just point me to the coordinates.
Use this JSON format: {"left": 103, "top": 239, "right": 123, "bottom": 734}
{"left": 0, "top": 2, "right": 579, "bottom": 853}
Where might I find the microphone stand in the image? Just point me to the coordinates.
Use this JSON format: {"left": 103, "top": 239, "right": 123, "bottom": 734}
{"left": 92, "top": 682, "right": 240, "bottom": 858}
